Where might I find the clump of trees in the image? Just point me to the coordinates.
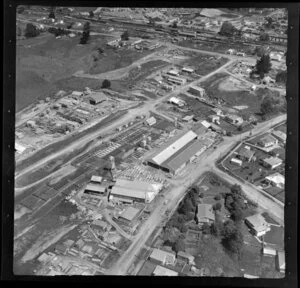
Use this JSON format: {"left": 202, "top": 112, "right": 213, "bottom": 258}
{"left": 225, "top": 184, "right": 246, "bottom": 222}
{"left": 121, "top": 30, "right": 129, "bottom": 41}
{"left": 259, "top": 32, "right": 270, "bottom": 42}
{"left": 80, "top": 22, "right": 90, "bottom": 44}
{"left": 102, "top": 79, "right": 111, "bottom": 89}
{"left": 221, "top": 219, "right": 244, "bottom": 257}
{"left": 24, "top": 23, "right": 40, "bottom": 38}
{"left": 219, "top": 21, "right": 238, "bottom": 36}
{"left": 48, "top": 27, "right": 70, "bottom": 37}
{"left": 260, "top": 92, "right": 286, "bottom": 115}
{"left": 89, "top": 11, "right": 94, "bottom": 18}
{"left": 275, "top": 70, "right": 287, "bottom": 84}
{"left": 49, "top": 7, "right": 56, "bottom": 19}
{"left": 255, "top": 54, "right": 272, "bottom": 78}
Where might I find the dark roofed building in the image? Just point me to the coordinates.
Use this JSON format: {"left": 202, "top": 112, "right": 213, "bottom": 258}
{"left": 237, "top": 147, "right": 255, "bottom": 162}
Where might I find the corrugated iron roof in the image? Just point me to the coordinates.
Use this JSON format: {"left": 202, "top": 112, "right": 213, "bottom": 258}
{"left": 151, "top": 130, "right": 197, "bottom": 165}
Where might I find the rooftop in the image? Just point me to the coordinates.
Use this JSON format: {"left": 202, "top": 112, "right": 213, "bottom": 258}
{"left": 272, "top": 130, "right": 287, "bottom": 142}
{"left": 119, "top": 206, "right": 140, "bottom": 221}
{"left": 259, "top": 134, "right": 278, "bottom": 144}
{"left": 85, "top": 183, "right": 107, "bottom": 193}
{"left": 197, "top": 204, "right": 215, "bottom": 221}
{"left": 266, "top": 172, "right": 285, "bottom": 185}
{"left": 111, "top": 186, "right": 149, "bottom": 200}
{"left": 153, "top": 265, "right": 178, "bottom": 276}
{"left": 150, "top": 248, "right": 176, "bottom": 264}
{"left": 263, "top": 157, "right": 283, "bottom": 166}
{"left": 115, "top": 178, "right": 163, "bottom": 193}
{"left": 89, "top": 92, "right": 107, "bottom": 102}
{"left": 163, "top": 139, "right": 208, "bottom": 172}
{"left": 91, "top": 175, "right": 103, "bottom": 183}
{"left": 150, "top": 130, "right": 197, "bottom": 165}
{"left": 245, "top": 214, "right": 270, "bottom": 233}
{"left": 238, "top": 147, "right": 255, "bottom": 159}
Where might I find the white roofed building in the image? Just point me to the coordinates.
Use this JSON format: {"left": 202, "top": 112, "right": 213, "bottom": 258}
{"left": 149, "top": 248, "right": 176, "bottom": 266}
{"left": 245, "top": 214, "right": 271, "bottom": 237}
{"left": 265, "top": 173, "right": 285, "bottom": 189}
{"left": 153, "top": 265, "right": 178, "bottom": 276}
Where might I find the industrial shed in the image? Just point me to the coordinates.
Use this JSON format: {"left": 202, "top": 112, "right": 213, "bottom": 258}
{"left": 89, "top": 92, "right": 107, "bottom": 105}
{"left": 84, "top": 183, "right": 107, "bottom": 195}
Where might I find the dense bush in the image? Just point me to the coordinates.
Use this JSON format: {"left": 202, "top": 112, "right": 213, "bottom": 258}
{"left": 24, "top": 23, "right": 40, "bottom": 38}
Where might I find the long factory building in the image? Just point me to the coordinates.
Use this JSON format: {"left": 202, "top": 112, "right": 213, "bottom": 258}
{"left": 147, "top": 129, "right": 214, "bottom": 175}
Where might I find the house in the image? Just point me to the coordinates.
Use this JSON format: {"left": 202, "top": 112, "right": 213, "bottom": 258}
{"left": 149, "top": 248, "right": 176, "bottom": 266}
{"left": 177, "top": 251, "right": 195, "bottom": 265}
{"left": 89, "top": 92, "right": 107, "bottom": 105}
{"left": 197, "top": 204, "right": 215, "bottom": 224}
{"left": 265, "top": 172, "right": 285, "bottom": 188}
{"left": 262, "top": 76, "right": 275, "bottom": 85}
{"left": 263, "top": 157, "right": 283, "bottom": 169}
{"left": 84, "top": 183, "right": 107, "bottom": 195}
{"left": 72, "top": 91, "right": 84, "bottom": 97}
{"left": 258, "top": 134, "right": 278, "bottom": 148}
{"left": 117, "top": 206, "right": 141, "bottom": 223}
{"left": 236, "top": 52, "right": 245, "bottom": 57}
{"left": 225, "top": 114, "right": 244, "bottom": 125}
{"left": 230, "top": 158, "right": 243, "bottom": 166}
{"left": 227, "top": 48, "right": 236, "bottom": 55}
{"left": 211, "top": 108, "right": 223, "bottom": 116}
{"left": 263, "top": 245, "right": 277, "bottom": 256}
{"left": 245, "top": 214, "right": 271, "bottom": 237}
{"left": 152, "top": 265, "right": 178, "bottom": 276}
{"left": 90, "top": 219, "right": 111, "bottom": 231}
{"left": 272, "top": 130, "right": 287, "bottom": 143}
{"left": 188, "top": 85, "right": 205, "bottom": 97}
{"left": 270, "top": 52, "right": 283, "bottom": 62}
{"left": 208, "top": 115, "right": 220, "bottom": 124}
{"left": 237, "top": 147, "right": 255, "bottom": 162}
{"left": 15, "top": 142, "right": 26, "bottom": 154}
{"left": 167, "top": 75, "right": 187, "bottom": 85}
{"left": 107, "top": 39, "right": 120, "bottom": 47}
{"left": 167, "top": 69, "right": 180, "bottom": 77}
{"left": 168, "top": 96, "right": 185, "bottom": 107}
{"left": 201, "top": 120, "right": 211, "bottom": 129}
{"left": 182, "top": 67, "right": 194, "bottom": 74}
{"left": 145, "top": 116, "right": 157, "bottom": 126}
{"left": 90, "top": 175, "right": 103, "bottom": 184}
{"left": 276, "top": 251, "right": 285, "bottom": 273}
{"left": 182, "top": 115, "right": 194, "bottom": 123}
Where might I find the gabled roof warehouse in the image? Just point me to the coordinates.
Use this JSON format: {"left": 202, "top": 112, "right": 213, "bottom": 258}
{"left": 150, "top": 131, "right": 197, "bottom": 165}
{"left": 118, "top": 206, "right": 141, "bottom": 222}
{"left": 162, "top": 139, "right": 208, "bottom": 174}
{"left": 110, "top": 186, "right": 156, "bottom": 203}
{"left": 115, "top": 179, "right": 163, "bottom": 193}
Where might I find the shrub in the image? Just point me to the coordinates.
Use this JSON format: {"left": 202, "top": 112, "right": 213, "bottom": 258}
{"left": 102, "top": 79, "right": 111, "bottom": 89}
{"left": 214, "top": 195, "right": 221, "bottom": 201}
{"left": 213, "top": 202, "right": 222, "bottom": 211}
{"left": 199, "top": 192, "right": 204, "bottom": 198}
{"left": 24, "top": 23, "right": 40, "bottom": 38}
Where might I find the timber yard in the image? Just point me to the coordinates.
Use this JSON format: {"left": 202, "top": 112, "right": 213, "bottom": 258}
{"left": 14, "top": 7, "right": 287, "bottom": 278}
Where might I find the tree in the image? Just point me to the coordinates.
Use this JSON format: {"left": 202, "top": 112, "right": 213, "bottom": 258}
{"left": 214, "top": 194, "right": 221, "bottom": 201}
{"left": 231, "top": 207, "right": 244, "bottom": 222}
{"left": 261, "top": 93, "right": 285, "bottom": 115}
{"left": 211, "top": 216, "right": 223, "bottom": 237}
{"left": 275, "top": 70, "right": 287, "bottom": 84}
{"left": 199, "top": 192, "right": 204, "bottom": 198}
{"left": 121, "top": 30, "right": 129, "bottom": 41}
{"left": 80, "top": 22, "right": 90, "bottom": 44}
{"left": 174, "top": 238, "right": 185, "bottom": 254}
{"left": 172, "top": 21, "right": 178, "bottom": 28}
{"left": 24, "top": 23, "right": 40, "bottom": 38}
{"left": 213, "top": 202, "right": 222, "bottom": 211}
{"left": 202, "top": 223, "right": 211, "bottom": 234}
{"left": 102, "top": 79, "right": 111, "bottom": 89}
{"left": 89, "top": 11, "right": 94, "bottom": 18}
{"left": 49, "top": 7, "right": 55, "bottom": 19}
{"left": 255, "top": 54, "right": 272, "bottom": 76}
{"left": 219, "top": 21, "right": 237, "bottom": 36}
{"left": 265, "top": 17, "right": 273, "bottom": 28}
{"left": 237, "top": 125, "right": 243, "bottom": 132}
{"left": 97, "top": 47, "right": 104, "bottom": 54}
{"left": 231, "top": 184, "right": 243, "bottom": 196}
{"left": 254, "top": 46, "right": 268, "bottom": 57}
{"left": 259, "top": 32, "right": 270, "bottom": 42}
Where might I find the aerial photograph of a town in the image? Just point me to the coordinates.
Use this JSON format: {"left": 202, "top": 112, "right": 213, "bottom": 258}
{"left": 14, "top": 6, "right": 287, "bottom": 278}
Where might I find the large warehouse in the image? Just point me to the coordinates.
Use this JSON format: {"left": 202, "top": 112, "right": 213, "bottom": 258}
{"left": 110, "top": 179, "right": 163, "bottom": 203}
{"left": 147, "top": 130, "right": 213, "bottom": 175}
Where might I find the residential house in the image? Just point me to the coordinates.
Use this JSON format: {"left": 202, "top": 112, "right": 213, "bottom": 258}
{"left": 265, "top": 172, "right": 285, "bottom": 189}
{"left": 152, "top": 265, "right": 178, "bottom": 276}
{"left": 263, "top": 157, "right": 283, "bottom": 169}
{"left": 145, "top": 116, "right": 157, "bottom": 126}
{"left": 182, "top": 115, "right": 194, "bottom": 123}
{"left": 272, "top": 130, "right": 287, "bottom": 143}
{"left": 188, "top": 85, "right": 205, "bottom": 97}
{"left": 225, "top": 114, "right": 244, "bottom": 125}
{"left": 230, "top": 158, "right": 243, "bottom": 166}
{"left": 245, "top": 214, "right": 271, "bottom": 237}
{"left": 197, "top": 204, "right": 215, "bottom": 224}
{"left": 237, "top": 147, "right": 255, "bottom": 162}
{"left": 276, "top": 251, "right": 285, "bottom": 273}
{"left": 149, "top": 248, "right": 176, "bottom": 266}
{"left": 208, "top": 115, "right": 220, "bottom": 124}
{"left": 177, "top": 251, "right": 195, "bottom": 265}
{"left": 258, "top": 134, "right": 278, "bottom": 148}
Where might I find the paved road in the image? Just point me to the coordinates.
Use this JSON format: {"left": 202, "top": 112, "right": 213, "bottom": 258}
{"left": 105, "top": 113, "right": 286, "bottom": 275}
